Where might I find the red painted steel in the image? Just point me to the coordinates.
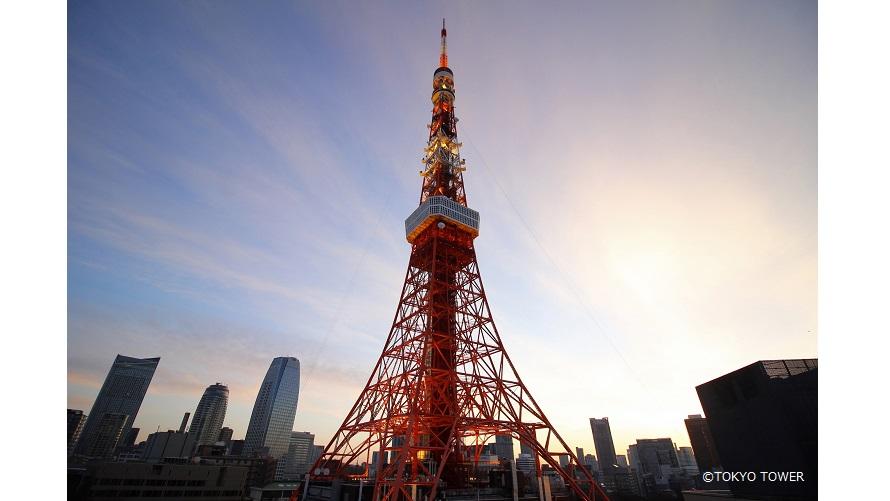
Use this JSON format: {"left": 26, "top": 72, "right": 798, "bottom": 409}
{"left": 302, "top": 22, "right": 610, "bottom": 501}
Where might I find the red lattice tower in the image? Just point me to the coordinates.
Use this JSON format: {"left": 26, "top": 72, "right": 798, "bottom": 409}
{"left": 305, "top": 21, "right": 609, "bottom": 501}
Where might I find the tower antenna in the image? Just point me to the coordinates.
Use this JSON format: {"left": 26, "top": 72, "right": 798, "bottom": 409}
{"left": 440, "top": 18, "right": 448, "bottom": 67}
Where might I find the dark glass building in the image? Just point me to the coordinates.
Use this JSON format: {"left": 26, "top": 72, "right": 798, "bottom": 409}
{"left": 67, "top": 409, "right": 86, "bottom": 456}
{"left": 684, "top": 414, "right": 721, "bottom": 473}
{"left": 589, "top": 417, "right": 617, "bottom": 472}
{"left": 243, "top": 357, "right": 301, "bottom": 459}
{"left": 73, "top": 354, "right": 160, "bottom": 458}
{"left": 696, "top": 359, "right": 817, "bottom": 500}
{"left": 87, "top": 412, "right": 129, "bottom": 458}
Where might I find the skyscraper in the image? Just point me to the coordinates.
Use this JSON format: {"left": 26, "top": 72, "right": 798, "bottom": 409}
{"left": 677, "top": 446, "right": 698, "bottom": 475}
{"left": 632, "top": 438, "right": 682, "bottom": 492}
{"left": 243, "top": 357, "right": 300, "bottom": 458}
{"left": 179, "top": 412, "right": 191, "bottom": 433}
{"left": 589, "top": 417, "right": 617, "bottom": 472}
{"left": 119, "top": 427, "right": 140, "bottom": 450}
{"left": 73, "top": 354, "right": 160, "bottom": 457}
{"left": 87, "top": 412, "right": 129, "bottom": 458}
{"left": 683, "top": 414, "right": 721, "bottom": 473}
{"left": 68, "top": 409, "right": 86, "bottom": 456}
{"left": 218, "top": 427, "right": 234, "bottom": 443}
{"left": 280, "top": 431, "right": 315, "bottom": 480}
{"left": 519, "top": 440, "right": 533, "bottom": 456}
{"left": 493, "top": 434, "right": 514, "bottom": 461}
{"left": 696, "top": 359, "right": 817, "bottom": 499}
{"left": 189, "top": 383, "right": 229, "bottom": 447}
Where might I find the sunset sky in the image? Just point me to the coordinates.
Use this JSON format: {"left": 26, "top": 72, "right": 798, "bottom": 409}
{"left": 68, "top": 0, "right": 816, "bottom": 458}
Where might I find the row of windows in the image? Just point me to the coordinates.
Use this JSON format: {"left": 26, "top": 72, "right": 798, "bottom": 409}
{"left": 91, "top": 489, "right": 240, "bottom": 497}
{"left": 98, "top": 478, "right": 206, "bottom": 487}
{"left": 405, "top": 196, "right": 480, "bottom": 237}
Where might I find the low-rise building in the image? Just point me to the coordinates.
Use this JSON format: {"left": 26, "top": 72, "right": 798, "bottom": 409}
{"left": 78, "top": 461, "right": 247, "bottom": 500}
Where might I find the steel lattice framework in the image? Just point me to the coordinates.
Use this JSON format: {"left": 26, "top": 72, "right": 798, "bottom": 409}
{"left": 305, "top": 21, "right": 609, "bottom": 501}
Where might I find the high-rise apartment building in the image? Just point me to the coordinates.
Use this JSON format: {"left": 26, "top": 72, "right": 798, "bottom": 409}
{"left": 73, "top": 355, "right": 160, "bottom": 457}
{"left": 68, "top": 409, "right": 86, "bottom": 456}
{"left": 190, "top": 383, "right": 230, "bottom": 447}
{"left": 243, "top": 357, "right": 300, "bottom": 459}
{"left": 589, "top": 417, "right": 617, "bottom": 472}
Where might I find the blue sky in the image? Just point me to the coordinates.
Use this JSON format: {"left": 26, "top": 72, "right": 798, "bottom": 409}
{"left": 68, "top": 0, "right": 816, "bottom": 457}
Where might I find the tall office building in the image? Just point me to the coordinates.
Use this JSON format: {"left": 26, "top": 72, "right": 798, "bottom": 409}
{"left": 280, "top": 431, "right": 315, "bottom": 480}
{"left": 218, "top": 427, "right": 234, "bottom": 443}
{"left": 633, "top": 438, "right": 681, "bottom": 492}
{"left": 87, "top": 412, "right": 129, "bottom": 458}
{"left": 677, "top": 446, "right": 698, "bottom": 475}
{"left": 119, "top": 427, "right": 140, "bottom": 450}
{"left": 516, "top": 453, "right": 535, "bottom": 473}
{"left": 73, "top": 355, "right": 160, "bottom": 457}
{"left": 243, "top": 357, "right": 300, "bottom": 458}
{"left": 493, "top": 434, "right": 514, "bottom": 461}
{"left": 189, "top": 383, "right": 230, "bottom": 447}
{"left": 575, "top": 447, "right": 585, "bottom": 465}
{"left": 684, "top": 414, "right": 721, "bottom": 473}
{"left": 615, "top": 454, "right": 628, "bottom": 468}
{"left": 68, "top": 409, "right": 86, "bottom": 456}
{"left": 696, "top": 359, "right": 817, "bottom": 499}
{"left": 178, "top": 412, "right": 191, "bottom": 433}
{"left": 308, "top": 445, "right": 324, "bottom": 470}
{"left": 589, "top": 417, "right": 617, "bottom": 472}
{"left": 519, "top": 440, "right": 533, "bottom": 456}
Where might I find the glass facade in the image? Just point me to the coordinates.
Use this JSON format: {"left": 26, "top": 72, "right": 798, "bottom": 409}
{"left": 67, "top": 409, "right": 86, "bottom": 456}
{"left": 243, "top": 357, "right": 301, "bottom": 459}
{"left": 280, "top": 431, "right": 315, "bottom": 480}
{"left": 189, "top": 383, "right": 229, "bottom": 447}
{"left": 73, "top": 354, "right": 160, "bottom": 457}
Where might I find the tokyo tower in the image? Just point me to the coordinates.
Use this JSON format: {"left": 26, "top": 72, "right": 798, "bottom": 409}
{"left": 306, "top": 21, "right": 609, "bottom": 501}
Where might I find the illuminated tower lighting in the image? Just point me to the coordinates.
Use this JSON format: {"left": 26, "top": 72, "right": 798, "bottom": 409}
{"left": 305, "top": 22, "right": 610, "bottom": 501}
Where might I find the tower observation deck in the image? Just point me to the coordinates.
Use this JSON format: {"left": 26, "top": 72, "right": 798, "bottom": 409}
{"left": 303, "top": 20, "right": 610, "bottom": 501}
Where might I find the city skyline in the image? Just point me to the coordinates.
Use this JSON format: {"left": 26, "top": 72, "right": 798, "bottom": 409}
{"left": 68, "top": 0, "right": 816, "bottom": 460}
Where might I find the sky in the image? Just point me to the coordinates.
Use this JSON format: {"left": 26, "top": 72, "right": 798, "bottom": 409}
{"left": 68, "top": 0, "right": 816, "bottom": 459}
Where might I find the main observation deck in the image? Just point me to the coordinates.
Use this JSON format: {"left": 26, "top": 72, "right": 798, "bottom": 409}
{"left": 405, "top": 196, "right": 480, "bottom": 243}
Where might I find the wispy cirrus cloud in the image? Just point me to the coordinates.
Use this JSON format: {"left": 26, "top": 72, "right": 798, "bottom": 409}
{"left": 69, "top": 1, "right": 815, "bottom": 453}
